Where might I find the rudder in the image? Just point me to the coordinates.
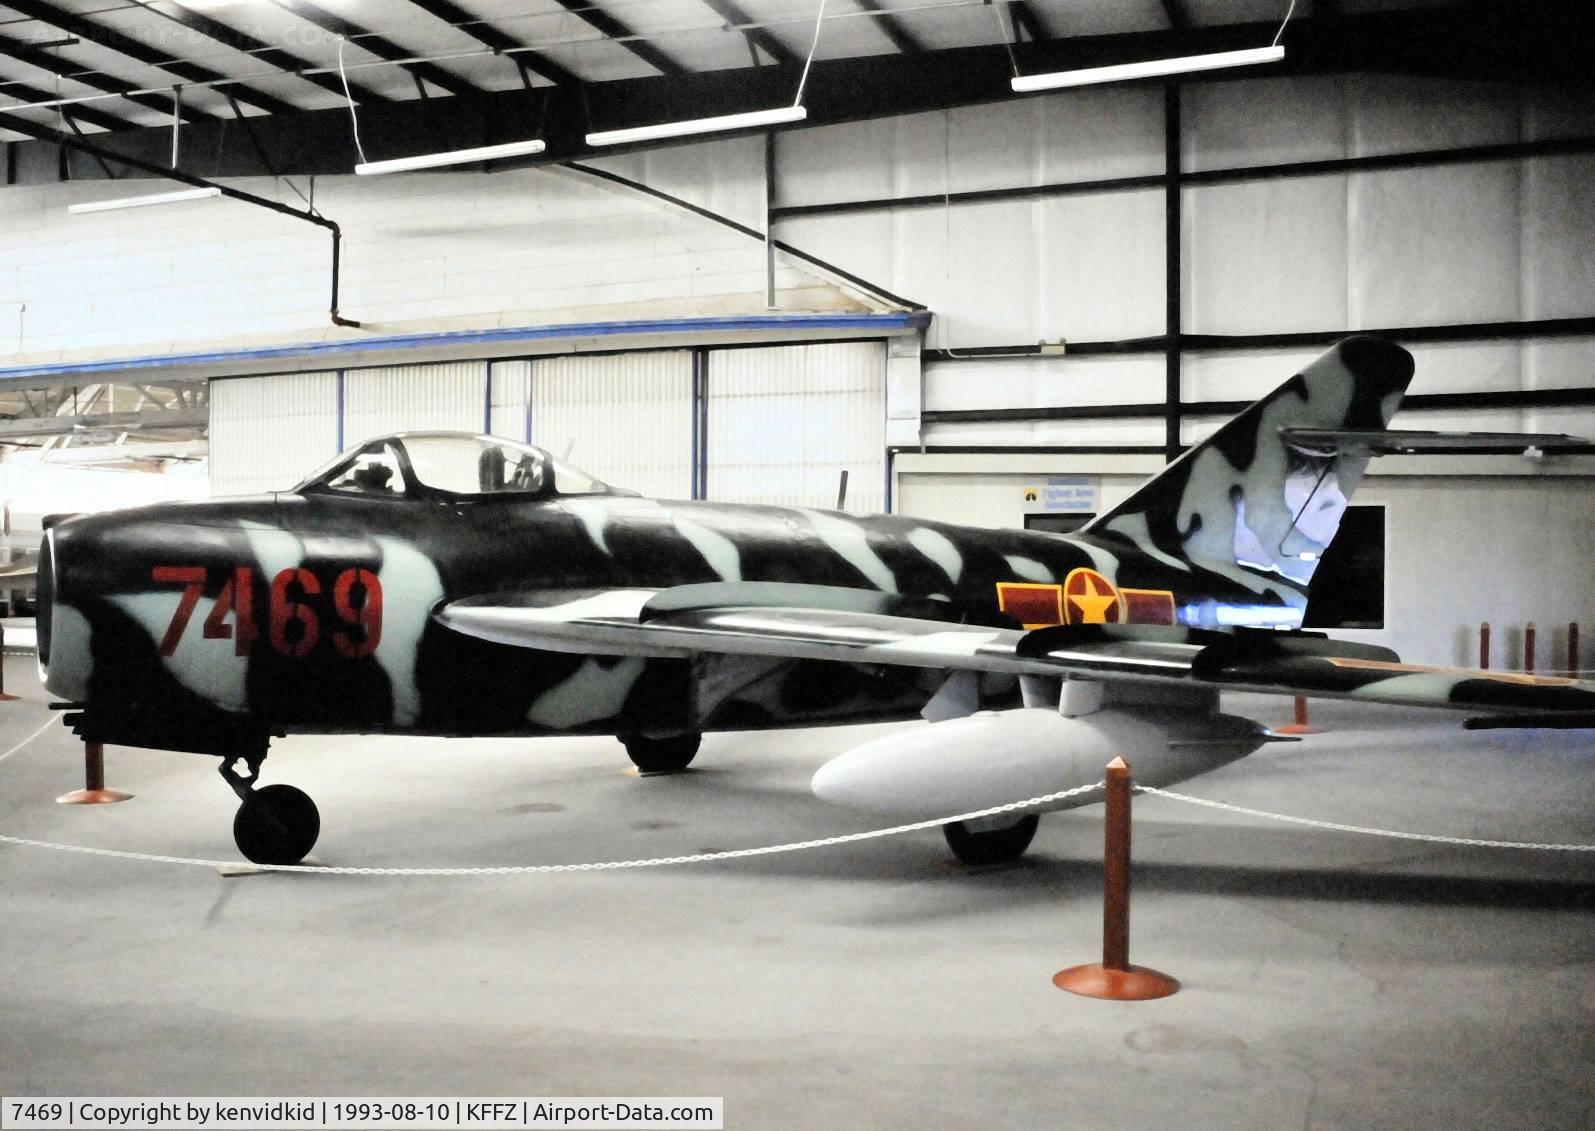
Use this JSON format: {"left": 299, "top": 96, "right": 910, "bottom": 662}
{"left": 1083, "top": 336, "right": 1415, "bottom": 599}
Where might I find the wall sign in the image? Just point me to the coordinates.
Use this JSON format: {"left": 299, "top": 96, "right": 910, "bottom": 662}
{"left": 1024, "top": 475, "right": 1099, "bottom": 513}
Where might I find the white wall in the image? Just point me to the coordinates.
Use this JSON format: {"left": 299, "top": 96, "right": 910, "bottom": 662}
{"left": 896, "top": 458, "right": 1595, "bottom": 669}
{"left": 0, "top": 137, "right": 860, "bottom": 364}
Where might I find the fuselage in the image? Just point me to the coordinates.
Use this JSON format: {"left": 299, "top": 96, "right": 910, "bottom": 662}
{"left": 38, "top": 487, "right": 1296, "bottom": 755}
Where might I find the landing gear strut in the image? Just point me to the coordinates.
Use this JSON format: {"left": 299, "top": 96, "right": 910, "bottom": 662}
{"left": 219, "top": 754, "right": 320, "bottom": 866}
{"left": 620, "top": 733, "right": 701, "bottom": 775}
{"left": 943, "top": 814, "right": 1039, "bottom": 866}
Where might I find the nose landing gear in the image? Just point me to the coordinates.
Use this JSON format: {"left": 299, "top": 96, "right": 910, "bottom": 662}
{"left": 219, "top": 754, "right": 320, "bottom": 866}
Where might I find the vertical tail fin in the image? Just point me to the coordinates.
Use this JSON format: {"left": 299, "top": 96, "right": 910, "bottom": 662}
{"left": 1085, "top": 336, "right": 1415, "bottom": 598}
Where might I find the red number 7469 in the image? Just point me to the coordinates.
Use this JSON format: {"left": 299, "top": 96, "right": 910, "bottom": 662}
{"left": 152, "top": 565, "right": 382, "bottom": 660}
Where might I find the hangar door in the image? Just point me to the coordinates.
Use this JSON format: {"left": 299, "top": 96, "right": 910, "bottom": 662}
{"left": 209, "top": 371, "right": 340, "bottom": 496}
{"left": 706, "top": 341, "right": 885, "bottom": 513}
{"left": 208, "top": 344, "right": 881, "bottom": 509}
{"left": 522, "top": 352, "right": 693, "bottom": 501}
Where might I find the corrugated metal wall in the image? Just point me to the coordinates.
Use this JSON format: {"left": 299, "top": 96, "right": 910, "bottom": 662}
{"left": 531, "top": 352, "right": 693, "bottom": 500}
{"left": 706, "top": 341, "right": 885, "bottom": 513}
{"left": 342, "top": 361, "right": 488, "bottom": 444}
{"left": 208, "top": 371, "right": 340, "bottom": 496}
{"left": 208, "top": 344, "right": 889, "bottom": 510}
{"left": 488, "top": 360, "right": 532, "bottom": 442}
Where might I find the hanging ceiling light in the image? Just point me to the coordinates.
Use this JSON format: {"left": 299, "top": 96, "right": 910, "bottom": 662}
{"left": 1011, "top": 45, "right": 1285, "bottom": 92}
{"left": 355, "top": 139, "right": 548, "bottom": 176}
{"left": 584, "top": 0, "right": 827, "bottom": 148}
{"left": 1011, "top": 0, "right": 1295, "bottom": 92}
{"left": 586, "top": 106, "right": 807, "bottom": 148}
{"left": 67, "top": 187, "right": 222, "bottom": 214}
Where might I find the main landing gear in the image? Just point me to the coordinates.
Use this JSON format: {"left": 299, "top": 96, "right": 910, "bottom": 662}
{"left": 942, "top": 814, "right": 1040, "bottom": 866}
{"left": 219, "top": 753, "right": 320, "bottom": 866}
{"left": 620, "top": 732, "right": 701, "bottom": 775}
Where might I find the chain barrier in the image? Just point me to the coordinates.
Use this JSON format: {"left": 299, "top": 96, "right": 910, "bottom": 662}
{"left": 1136, "top": 785, "right": 1595, "bottom": 852}
{"left": 0, "top": 782, "right": 1106, "bottom": 876}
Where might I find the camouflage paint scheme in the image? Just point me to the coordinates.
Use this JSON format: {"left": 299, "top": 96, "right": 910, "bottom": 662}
{"left": 36, "top": 336, "right": 1595, "bottom": 763}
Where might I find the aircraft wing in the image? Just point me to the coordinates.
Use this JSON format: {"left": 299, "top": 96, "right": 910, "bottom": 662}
{"left": 435, "top": 584, "right": 1595, "bottom": 722}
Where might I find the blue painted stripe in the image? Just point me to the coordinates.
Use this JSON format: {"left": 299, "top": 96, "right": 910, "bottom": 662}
{"left": 1, "top": 312, "right": 929, "bottom": 384}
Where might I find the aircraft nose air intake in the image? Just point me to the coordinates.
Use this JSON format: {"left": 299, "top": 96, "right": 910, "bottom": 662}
{"left": 35, "top": 528, "right": 54, "bottom": 672}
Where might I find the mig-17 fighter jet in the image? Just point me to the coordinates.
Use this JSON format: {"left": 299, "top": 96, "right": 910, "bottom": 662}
{"left": 35, "top": 336, "right": 1595, "bottom": 865}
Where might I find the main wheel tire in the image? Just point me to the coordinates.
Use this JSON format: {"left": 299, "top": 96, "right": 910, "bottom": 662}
{"left": 943, "top": 814, "right": 1040, "bottom": 866}
{"left": 621, "top": 733, "right": 701, "bottom": 774}
{"left": 233, "top": 783, "right": 321, "bottom": 865}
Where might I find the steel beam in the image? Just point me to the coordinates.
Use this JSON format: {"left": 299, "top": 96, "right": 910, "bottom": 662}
{"left": 140, "top": 2, "right": 392, "bottom": 106}
{"left": 1, "top": 4, "right": 1589, "bottom": 180}
{"left": 0, "top": 29, "right": 219, "bottom": 124}
{"left": 0, "top": 405, "right": 207, "bottom": 438}
{"left": 272, "top": 0, "right": 488, "bottom": 99}
{"left": 399, "top": 0, "right": 583, "bottom": 87}
{"left": 0, "top": 78, "right": 132, "bottom": 133}
{"left": 852, "top": 0, "right": 925, "bottom": 55}
{"left": 696, "top": 0, "right": 799, "bottom": 66}
{"left": 3, "top": 0, "right": 298, "bottom": 116}
{"left": 543, "top": 0, "right": 687, "bottom": 76}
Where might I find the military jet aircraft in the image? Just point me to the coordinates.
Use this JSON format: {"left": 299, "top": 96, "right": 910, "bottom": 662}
{"left": 35, "top": 336, "right": 1595, "bottom": 865}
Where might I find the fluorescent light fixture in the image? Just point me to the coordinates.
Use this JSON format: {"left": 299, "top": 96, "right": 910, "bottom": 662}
{"left": 586, "top": 105, "right": 807, "bottom": 147}
{"left": 354, "top": 138, "right": 548, "bottom": 176}
{"left": 1011, "top": 44, "right": 1285, "bottom": 93}
{"left": 67, "top": 186, "right": 222, "bottom": 215}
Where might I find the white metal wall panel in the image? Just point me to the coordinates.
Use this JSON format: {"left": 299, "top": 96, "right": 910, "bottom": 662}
{"left": 926, "top": 354, "right": 1165, "bottom": 412}
{"left": 1348, "top": 163, "right": 1521, "bottom": 329}
{"left": 1524, "top": 154, "right": 1595, "bottom": 320}
{"left": 342, "top": 361, "right": 487, "bottom": 446}
{"left": 531, "top": 351, "right": 692, "bottom": 500}
{"left": 1184, "top": 176, "right": 1349, "bottom": 335}
{"left": 488, "top": 360, "right": 532, "bottom": 441}
{"left": 208, "top": 372, "right": 340, "bottom": 497}
{"left": 707, "top": 341, "right": 885, "bottom": 513}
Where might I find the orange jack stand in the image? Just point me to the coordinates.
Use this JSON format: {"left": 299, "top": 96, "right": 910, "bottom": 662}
{"left": 0, "top": 622, "right": 18, "bottom": 702}
{"left": 1274, "top": 695, "right": 1321, "bottom": 735}
{"left": 56, "top": 740, "right": 133, "bottom": 805}
{"left": 1053, "top": 757, "right": 1179, "bottom": 1001}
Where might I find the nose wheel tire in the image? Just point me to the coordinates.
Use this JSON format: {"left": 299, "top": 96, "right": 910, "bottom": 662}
{"left": 943, "top": 814, "right": 1039, "bottom": 866}
{"left": 621, "top": 733, "right": 701, "bottom": 775}
{"left": 233, "top": 784, "right": 321, "bottom": 865}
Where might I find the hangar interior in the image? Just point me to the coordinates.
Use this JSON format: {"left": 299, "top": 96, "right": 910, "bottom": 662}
{"left": 2, "top": 0, "right": 1594, "bottom": 1126}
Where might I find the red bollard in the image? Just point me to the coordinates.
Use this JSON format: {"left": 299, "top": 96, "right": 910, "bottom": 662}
{"left": 56, "top": 740, "right": 133, "bottom": 805}
{"left": 1570, "top": 622, "right": 1580, "bottom": 676}
{"left": 1053, "top": 757, "right": 1179, "bottom": 1001}
{"left": 1479, "top": 621, "right": 1491, "bottom": 670}
{"left": 1275, "top": 695, "right": 1322, "bottom": 735}
{"left": 0, "top": 622, "right": 17, "bottom": 702}
{"left": 1525, "top": 622, "right": 1537, "bottom": 674}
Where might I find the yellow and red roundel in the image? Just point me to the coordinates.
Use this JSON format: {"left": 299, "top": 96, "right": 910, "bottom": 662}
{"left": 1062, "top": 568, "right": 1122, "bottom": 625}
{"left": 996, "top": 572, "right": 1177, "bottom": 629}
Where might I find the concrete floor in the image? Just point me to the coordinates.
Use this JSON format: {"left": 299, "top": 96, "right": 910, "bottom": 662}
{"left": 1, "top": 657, "right": 1592, "bottom": 1129}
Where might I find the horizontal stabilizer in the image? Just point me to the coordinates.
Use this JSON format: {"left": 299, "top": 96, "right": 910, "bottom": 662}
{"left": 1283, "top": 428, "right": 1593, "bottom": 455}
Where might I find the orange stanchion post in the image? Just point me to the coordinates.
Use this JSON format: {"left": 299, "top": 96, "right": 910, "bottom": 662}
{"left": 56, "top": 740, "right": 133, "bottom": 805}
{"left": 1525, "top": 622, "right": 1537, "bottom": 674}
{"left": 1479, "top": 621, "right": 1491, "bottom": 670}
{"left": 1571, "top": 622, "right": 1580, "bottom": 676}
{"left": 0, "top": 622, "right": 17, "bottom": 702}
{"left": 1275, "top": 695, "right": 1321, "bottom": 735}
{"left": 1053, "top": 757, "right": 1179, "bottom": 1001}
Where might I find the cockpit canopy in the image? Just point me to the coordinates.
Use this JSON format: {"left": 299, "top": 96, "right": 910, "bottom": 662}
{"left": 294, "top": 432, "right": 622, "bottom": 501}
